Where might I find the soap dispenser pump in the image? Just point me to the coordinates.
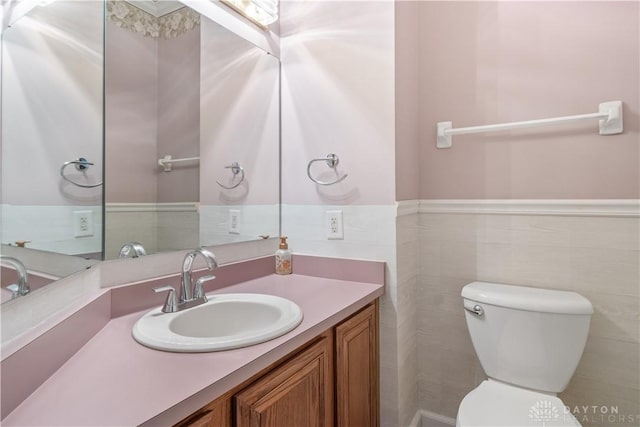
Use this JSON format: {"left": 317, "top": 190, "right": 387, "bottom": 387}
{"left": 275, "top": 237, "right": 292, "bottom": 275}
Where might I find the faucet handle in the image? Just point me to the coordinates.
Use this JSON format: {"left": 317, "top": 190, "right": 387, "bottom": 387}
{"left": 6, "top": 284, "right": 20, "bottom": 299}
{"left": 193, "top": 275, "right": 216, "bottom": 300}
{"left": 153, "top": 286, "right": 178, "bottom": 313}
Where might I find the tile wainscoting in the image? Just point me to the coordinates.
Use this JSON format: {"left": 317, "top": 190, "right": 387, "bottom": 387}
{"left": 105, "top": 203, "right": 280, "bottom": 259}
{"left": 282, "top": 204, "right": 416, "bottom": 427}
{"left": 2, "top": 204, "right": 102, "bottom": 255}
{"left": 105, "top": 203, "right": 199, "bottom": 258}
{"left": 397, "top": 200, "right": 640, "bottom": 425}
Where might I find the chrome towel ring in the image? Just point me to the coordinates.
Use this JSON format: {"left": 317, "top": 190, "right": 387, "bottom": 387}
{"left": 216, "top": 162, "right": 245, "bottom": 190}
{"left": 307, "top": 153, "right": 348, "bottom": 186}
{"left": 60, "top": 158, "right": 103, "bottom": 188}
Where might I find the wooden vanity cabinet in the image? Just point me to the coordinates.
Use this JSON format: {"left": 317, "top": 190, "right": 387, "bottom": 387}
{"left": 235, "top": 332, "right": 334, "bottom": 427}
{"left": 175, "top": 301, "right": 379, "bottom": 427}
{"left": 335, "top": 303, "right": 378, "bottom": 427}
{"left": 176, "top": 397, "right": 231, "bottom": 427}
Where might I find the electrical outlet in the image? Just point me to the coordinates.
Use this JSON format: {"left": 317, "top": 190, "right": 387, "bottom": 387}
{"left": 229, "top": 209, "right": 241, "bottom": 234}
{"left": 73, "top": 210, "right": 93, "bottom": 237}
{"left": 326, "top": 210, "right": 343, "bottom": 240}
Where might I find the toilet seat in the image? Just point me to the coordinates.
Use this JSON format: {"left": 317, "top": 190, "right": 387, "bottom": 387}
{"left": 456, "top": 380, "right": 581, "bottom": 427}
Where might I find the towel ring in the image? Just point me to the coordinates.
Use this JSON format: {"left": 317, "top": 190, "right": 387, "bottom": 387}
{"left": 60, "top": 158, "right": 103, "bottom": 188}
{"left": 307, "top": 153, "right": 348, "bottom": 186}
{"left": 216, "top": 162, "right": 245, "bottom": 190}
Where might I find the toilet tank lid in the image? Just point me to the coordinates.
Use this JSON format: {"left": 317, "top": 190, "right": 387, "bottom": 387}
{"left": 462, "top": 282, "right": 593, "bottom": 315}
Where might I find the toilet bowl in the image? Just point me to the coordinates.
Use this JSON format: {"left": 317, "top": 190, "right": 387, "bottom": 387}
{"left": 456, "top": 282, "right": 593, "bottom": 427}
{"left": 457, "top": 380, "right": 580, "bottom": 427}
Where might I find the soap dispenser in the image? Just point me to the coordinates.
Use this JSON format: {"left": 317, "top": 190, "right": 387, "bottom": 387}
{"left": 275, "top": 237, "right": 292, "bottom": 275}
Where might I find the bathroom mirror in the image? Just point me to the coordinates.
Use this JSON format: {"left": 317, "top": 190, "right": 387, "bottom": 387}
{"left": 1, "top": 0, "right": 105, "bottom": 301}
{"left": 103, "top": 0, "right": 280, "bottom": 259}
{"left": 1, "top": 0, "right": 280, "bottom": 302}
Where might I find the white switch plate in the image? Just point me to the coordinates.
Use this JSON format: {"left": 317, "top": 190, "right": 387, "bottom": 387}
{"left": 229, "top": 209, "right": 241, "bottom": 234}
{"left": 73, "top": 210, "right": 93, "bottom": 237}
{"left": 326, "top": 210, "right": 343, "bottom": 240}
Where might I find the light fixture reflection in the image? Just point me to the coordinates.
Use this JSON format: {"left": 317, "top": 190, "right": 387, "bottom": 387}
{"left": 220, "top": 0, "right": 278, "bottom": 28}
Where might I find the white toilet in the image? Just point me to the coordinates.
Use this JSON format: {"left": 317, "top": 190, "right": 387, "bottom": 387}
{"left": 457, "top": 281, "right": 593, "bottom": 427}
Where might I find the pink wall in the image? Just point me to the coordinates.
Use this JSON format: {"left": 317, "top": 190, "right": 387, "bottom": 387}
{"left": 105, "top": 22, "right": 159, "bottom": 203}
{"left": 395, "top": 1, "right": 421, "bottom": 202}
{"left": 106, "top": 21, "right": 201, "bottom": 204}
{"left": 415, "top": 1, "right": 639, "bottom": 200}
{"left": 157, "top": 29, "right": 200, "bottom": 203}
{"left": 199, "top": 18, "right": 279, "bottom": 205}
{"left": 280, "top": 1, "right": 396, "bottom": 205}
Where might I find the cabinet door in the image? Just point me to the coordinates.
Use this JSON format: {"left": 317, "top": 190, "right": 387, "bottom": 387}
{"left": 335, "top": 303, "right": 379, "bottom": 427}
{"left": 235, "top": 333, "right": 334, "bottom": 427}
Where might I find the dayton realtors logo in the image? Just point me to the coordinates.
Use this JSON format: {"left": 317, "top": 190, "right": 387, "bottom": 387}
{"left": 529, "top": 400, "right": 560, "bottom": 426}
{"left": 566, "top": 404, "right": 639, "bottom": 425}
{"left": 531, "top": 400, "right": 639, "bottom": 426}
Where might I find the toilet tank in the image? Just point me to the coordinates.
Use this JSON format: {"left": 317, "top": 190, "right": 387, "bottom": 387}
{"left": 462, "top": 281, "right": 593, "bottom": 393}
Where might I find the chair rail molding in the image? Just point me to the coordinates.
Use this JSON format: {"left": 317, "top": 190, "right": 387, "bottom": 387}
{"left": 416, "top": 199, "right": 640, "bottom": 218}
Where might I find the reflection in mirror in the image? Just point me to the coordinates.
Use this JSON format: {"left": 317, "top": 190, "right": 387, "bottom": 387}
{"left": 0, "top": 0, "right": 280, "bottom": 305}
{"left": 0, "top": 244, "right": 99, "bottom": 303}
{"left": 0, "top": 0, "right": 104, "bottom": 302}
{"left": 104, "top": 0, "right": 280, "bottom": 260}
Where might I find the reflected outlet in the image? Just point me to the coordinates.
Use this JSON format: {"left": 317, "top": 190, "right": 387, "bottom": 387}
{"left": 73, "top": 210, "right": 93, "bottom": 238}
{"left": 229, "top": 209, "right": 241, "bottom": 234}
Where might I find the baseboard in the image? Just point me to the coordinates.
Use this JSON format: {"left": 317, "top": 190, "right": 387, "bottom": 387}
{"left": 408, "top": 410, "right": 422, "bottom": 427}
{"left": 409, "top": 409, "right": 456, "bottom": 427}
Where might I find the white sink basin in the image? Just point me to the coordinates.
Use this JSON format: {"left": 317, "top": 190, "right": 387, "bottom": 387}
{"left": 132, "top": 293, "right": 303, "bottom": 352}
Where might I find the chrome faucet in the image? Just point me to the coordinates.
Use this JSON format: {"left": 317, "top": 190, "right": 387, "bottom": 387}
{"left": 153, "top": 247, "right": 217, "bottom": 313}
{"left": 0, "top": 256, "right": 30, "bottom": 299}
{"left": 118, "top": 242, "right": 146, "bottom": 258}
{"left": 180, "top": 247, "right": 217, "bottom": 302}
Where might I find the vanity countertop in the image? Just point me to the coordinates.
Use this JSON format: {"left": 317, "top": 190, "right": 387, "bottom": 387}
{"left": 3, "top": 273, "right": 384, "bottom": 426}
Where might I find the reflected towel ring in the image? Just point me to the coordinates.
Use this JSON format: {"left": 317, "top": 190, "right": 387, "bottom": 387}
{"left": 307, "top": 153, "right": 348, "bottom": 186}
{"left": 60, "top": 158, "right": 103, "bottom": 188}
{"left": 216, "top": 162, "right": 245, "bottom": 190}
